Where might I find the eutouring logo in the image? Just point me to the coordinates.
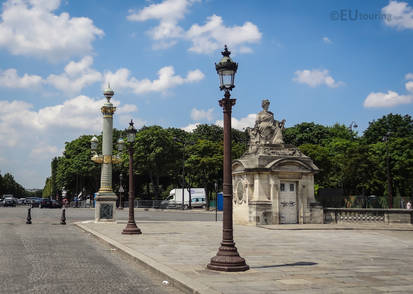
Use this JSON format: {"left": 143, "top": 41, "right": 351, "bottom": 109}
{"left": 330, "top": 9, "right": 391, "bottom": 22}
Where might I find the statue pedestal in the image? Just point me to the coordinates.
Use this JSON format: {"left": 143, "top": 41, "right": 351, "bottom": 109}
{"left": 95, "top": 192, "right": 117, "bottom": 222}
{"left": 233, "top": 144, "right": 322, "bottom": 225}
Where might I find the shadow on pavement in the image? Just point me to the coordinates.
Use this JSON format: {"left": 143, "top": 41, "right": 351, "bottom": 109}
{"left": 251, "top": 261, "right": 317, "bottom": 269}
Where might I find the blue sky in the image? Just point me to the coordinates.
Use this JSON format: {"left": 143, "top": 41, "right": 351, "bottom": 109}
{"left": 0, "top": 0, "right": 412, "bottom": 188}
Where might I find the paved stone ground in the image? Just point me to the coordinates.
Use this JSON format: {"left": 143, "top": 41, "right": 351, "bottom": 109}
{"left": 0, "top": 207, "right": 183, "bottom": 294}
{"left": 77, "top": 221, "right": 413, "bottom": 294}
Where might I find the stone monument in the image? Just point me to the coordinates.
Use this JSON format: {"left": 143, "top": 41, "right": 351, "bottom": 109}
{"left": 91, "top": 85, "right": 120, "bottom": 222}
{"left": 232, "top": 99, "right": 323, "bottom": 225}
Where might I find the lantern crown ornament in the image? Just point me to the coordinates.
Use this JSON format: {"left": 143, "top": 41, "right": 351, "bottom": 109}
{"left": 215, "top": 45, "right": 238, "bottom": 91}
{"left": 104, "top": 83, "right": 114, "bottom": 102}
{"left": 126, "top": 119, "right": 137, "bottom": 143}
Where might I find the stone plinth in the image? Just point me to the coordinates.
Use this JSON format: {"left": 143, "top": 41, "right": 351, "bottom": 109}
{"left": 233, "top": 144, "right": 321, "bottom": 225}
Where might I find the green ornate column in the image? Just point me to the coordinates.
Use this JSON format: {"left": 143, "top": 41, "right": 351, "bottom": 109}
{"left": 92, "top": 85, "right": 120, "bottom": 222}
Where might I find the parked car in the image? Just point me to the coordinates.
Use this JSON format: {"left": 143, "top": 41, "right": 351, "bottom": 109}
{"left": 17, "top": 198, "right": 26, "bottom": 205}
{"left": 39, "top": 198, "right": 52, "bottom": 208}
{"left": 4, "top": 197, "right": 17, "bottom": 207}
{"left": 27, "top": 197, "right": 42, "bottom": 207}
{"left": 51, "top": 200, "right": 62, "bottom": 208}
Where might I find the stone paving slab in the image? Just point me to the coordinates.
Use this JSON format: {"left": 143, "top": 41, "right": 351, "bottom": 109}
{"left": 75, "top": 221, "right": 413, "bottom": 294}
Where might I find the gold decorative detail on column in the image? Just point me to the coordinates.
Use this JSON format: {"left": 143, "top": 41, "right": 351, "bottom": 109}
{"left": 103, "top": 155, "right": 112, "bottom": 164}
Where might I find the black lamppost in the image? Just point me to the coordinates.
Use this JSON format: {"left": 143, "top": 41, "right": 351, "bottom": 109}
{"left": 207, "top": 46, "right": 249, "bottom": 272}
{"left": 214, "top": 181, "right": 218, "bottom": 222}
{"left": 383, "top": 132, "right": 393, "bottom": 208}
{"left": 122, "top": 120, "right": 142, "bottom": 235}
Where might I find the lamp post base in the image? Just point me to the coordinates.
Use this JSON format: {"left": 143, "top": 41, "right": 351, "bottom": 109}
{"left": 207, "top": 242, "right": 249, "bottom": 272}
{"left": 122, "top": 222, "right": 142, "bottom": 235}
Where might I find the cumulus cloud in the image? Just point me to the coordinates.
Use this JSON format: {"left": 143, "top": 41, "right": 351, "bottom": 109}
{"left": 0, "top": 68, "right": 42, "bottom": 88}
{"left": 0, "top": 96, "right": 139, "bottom": 188}
{"left": 293, "top": 69, "right": 344, "bottom": 88}
{"left": 322, "top": 36, "right": 332, "bottom": 44}
{"left": 382, "top": 1, "right": 413, "bottom": 30}
{"left": 215, "top": 113, "right": 256, "bottom": 130}
{"left": 0, "top": 96, "right": 137, "bottom": 138}
{"left": 191, "top": 108, "right": 213, "bottom": 121}
{"left": 405, "top": 73, "right": 413, "bottom": 80}
{"left": 186, "top": 15, "right": 261, "bottom": 54}
{"left": 29, "top": 143, "right": 59, "bottom": 159}
{"left": 364, "top": 74, "right": 413, "bottom": 108}
{"left": 127, "top": 0, "right": 194, "bottom": 41}
{"left": 127, "top": 0, "right": 261, "bottom": 53}
{"left": 181, "top": 122, "right": 199, "bottom": 132}
{"left": 0, "top": 0, "right": 104, "bottom": 62}
{"left": 364, "top": 91, "right": 413, "bottom": 108}
{"left": 46, "top": 56, "right": 102, "bottom": 95}
{"left": 103, "top": 66, "right": 204, "bottom": 95}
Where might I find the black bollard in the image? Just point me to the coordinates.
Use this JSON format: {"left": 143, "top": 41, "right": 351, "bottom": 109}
{"left": 60, "top": 208, "right": 66, "bottom": 225}
{"left": 26, "top": 207, "right": 32, "bottom": 224}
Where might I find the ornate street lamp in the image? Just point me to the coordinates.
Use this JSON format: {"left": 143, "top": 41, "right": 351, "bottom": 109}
{"left": 207, "top": 46, "right": 249, "bottom": 272}
{"left": 90, "top": 85, "right": 122, "bottom": 222}
{"left": 348, "top": 121, "right": 358, "bottom": 132}
{"left": 122, "top": 120, "right": 142, "bottom": 235}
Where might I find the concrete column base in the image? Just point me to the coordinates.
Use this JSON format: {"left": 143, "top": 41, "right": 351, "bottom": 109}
{"left": 95, "top": 192, "right": 117, "bottom": 222}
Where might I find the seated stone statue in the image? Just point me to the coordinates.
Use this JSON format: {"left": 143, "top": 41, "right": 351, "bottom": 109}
{"left": 247, "top": 99, "right": 285, "bottom": 148}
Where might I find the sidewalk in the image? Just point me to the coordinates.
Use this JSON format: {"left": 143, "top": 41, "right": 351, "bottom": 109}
{"left": 75, "top": 221, "right": 413, "bottom": 294}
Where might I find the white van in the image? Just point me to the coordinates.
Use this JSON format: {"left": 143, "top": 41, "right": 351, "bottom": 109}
{"left": 161, "top": 188, "right": 206, "bottom": 209}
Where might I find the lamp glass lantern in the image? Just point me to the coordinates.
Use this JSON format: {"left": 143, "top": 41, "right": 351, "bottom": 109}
{"left": 215, "top": 45, "right": 238, "bottom": 91}
{"left": 117, "top": 138, "right": 125, "bottom": 152}
{"left": 90, "top": 136, "right": 98, "bottom": 151}
{"left": 126, "top": 120, "right": 137, "bottom": 143}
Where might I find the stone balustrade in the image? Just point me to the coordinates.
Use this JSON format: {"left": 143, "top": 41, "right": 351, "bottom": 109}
{"left": 324, "top": 208, "right": 413, "bottom": 224}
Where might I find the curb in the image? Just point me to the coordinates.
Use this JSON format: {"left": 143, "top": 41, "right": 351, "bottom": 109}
{"left": 257, "top": 224, "right": 413, "bottom": 231}
{"left": 75, "top": 222, "right": 221, "bottom": 294}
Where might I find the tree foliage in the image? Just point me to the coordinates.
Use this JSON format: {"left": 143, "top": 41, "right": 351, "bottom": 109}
{"left": 43, "top": 113, "right": 412, "bottom": 209}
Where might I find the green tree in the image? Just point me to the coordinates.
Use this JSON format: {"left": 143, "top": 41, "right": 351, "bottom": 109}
{"left": 132, "top": 126, "right": 180, "bottom": 201}
{"left": 56, "top": 135, "right": 101, "bottom": 199}
{"left": 186, "top": 139, "right": 223, "bottom": 210}
{"left": 362, "top": 113, "right": 413, "bottom": 144}
{"left": 42, "top": 177, "right": 52, "bottom": 198}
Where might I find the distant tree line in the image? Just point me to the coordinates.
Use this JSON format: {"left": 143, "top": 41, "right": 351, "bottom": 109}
{"left": 0, "top": 171, "right": 41, "bottom": 198}
{"left": 43, "top": 113, "right": 413, "bottom": 208}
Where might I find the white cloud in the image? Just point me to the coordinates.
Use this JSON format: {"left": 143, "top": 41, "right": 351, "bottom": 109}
{"left": 0, "top": 96, "right": 139, "bottom": 188}
{"left": 29, "top": 143, "right": 59, "bottom": 159}
{"left": 46, "top": 56, "right": 102, "bottom": 94}
{"left": 364, "top": 75, "right": 413, "bottom": 108}
{"left": 382, "top": 1, "right": 413, "bottom": 30}
{"left": 181, "top": 122, "right": 199, "bottom": 132}
{"left": 406, "top": 81, "right": 413, "bottom": 92}
{"left": 127, "top": 0, "right": 195, "bottom": 42}
{"left": 405, "top": 73, "right": 413, "bottom": 80}
{"left": 293, "top": 69, "right": 344, "bottom": 88}
{"left": 103, "top": 66, "right": 204, "bottom": 95}
{"left": 0, "top": 0, "right": 104, "bottom": 62}
{"left": 186, "top": 14, "right": 261, "bottom": 54}
{"left": 117, "top": 104, "right": 138, "bottom": 114}
{"left": 127, "top": 0, "right": 261, "bottom": 53}
{"left": 215, "top": 113, "right": 256, "bottom": 130}
{"left": 364, "top": 91, "right": 413, "bottom": 108}
{"left": 0, "top": 68, "right": 42, "bottom": 88}
{"left": 322, "top": 36, "right": 332, "bottom": 44}
{"left": 191, "top": 108, "right": 213, "bottom": 121}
